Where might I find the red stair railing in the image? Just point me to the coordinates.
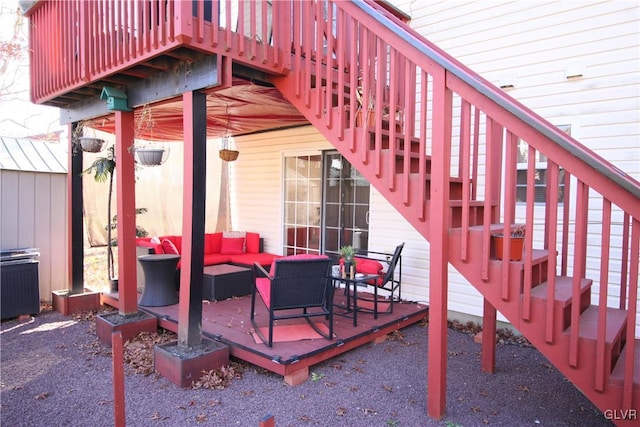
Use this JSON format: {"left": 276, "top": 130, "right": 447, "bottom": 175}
{"left": 273, "top": 0, "right": 640, "bottom": 416}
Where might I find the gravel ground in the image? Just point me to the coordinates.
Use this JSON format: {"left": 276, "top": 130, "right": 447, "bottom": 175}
{"left": 1, "top": 309, "right": 613, "bottom": 427}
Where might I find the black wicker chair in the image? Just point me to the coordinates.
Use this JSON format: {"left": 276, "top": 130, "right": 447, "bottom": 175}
{"left": 251, "top": 256, "right": 334, "bottom": 347}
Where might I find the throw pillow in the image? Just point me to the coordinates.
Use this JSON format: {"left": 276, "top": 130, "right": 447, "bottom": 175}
{"left": 354, "top": 257, "right": 384, "bottom": 275}
{"left": 223, "top": 231, "right": 246, "bottom": 252}
{"left": 245, "top": 232, "right": 260, "bottom": 254}
{"left": 220, "top": 237, "right": 245, "bottom": 255}
{"left": 162, "top": 239, "right": 179, "bottom": 255}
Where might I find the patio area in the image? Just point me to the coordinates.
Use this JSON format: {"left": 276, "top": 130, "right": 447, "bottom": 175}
{"left": 101, "top": 284, "right": 428, "bottom": 384}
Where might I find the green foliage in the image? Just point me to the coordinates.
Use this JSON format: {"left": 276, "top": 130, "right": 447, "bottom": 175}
{"left": 106, "top": 208, "right": 149, "bottom": 246}
{"left": 340, "top": 245, "right": 355, "bottom": 261}
{"left": 83, "top": 145, "right": 115, "bottom": 182}
{"left": 310, "top": 372, "right": 325, "bottom": 382}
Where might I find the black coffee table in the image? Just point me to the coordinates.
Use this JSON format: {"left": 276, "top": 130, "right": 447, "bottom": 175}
{"left": 202, "top": 264, "right": 253, "bottom": 301}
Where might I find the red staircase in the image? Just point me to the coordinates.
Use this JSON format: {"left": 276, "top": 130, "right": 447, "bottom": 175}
{"left": 270, "top": 1, "right": 640, "bottom": 424}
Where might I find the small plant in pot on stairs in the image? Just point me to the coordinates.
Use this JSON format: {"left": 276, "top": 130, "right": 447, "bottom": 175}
{"left": 493, "top": 224, "right": 526, "bottom": 261}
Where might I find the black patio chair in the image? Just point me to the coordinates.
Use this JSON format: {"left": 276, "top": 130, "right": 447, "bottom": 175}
{"left": 354, "top": 242, "right": 404, "bottom": 318}
{"left": 251, "top": 256, "right": 334, "bottom": 347}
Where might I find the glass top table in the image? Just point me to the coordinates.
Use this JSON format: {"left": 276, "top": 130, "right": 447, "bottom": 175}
{"left": 332, "top": 272, "right": 379, "bottom": 326}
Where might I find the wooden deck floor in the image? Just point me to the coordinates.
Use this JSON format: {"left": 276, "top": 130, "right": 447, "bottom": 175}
{"left": 103, "top": 290, "right": 428, "bottom": 384}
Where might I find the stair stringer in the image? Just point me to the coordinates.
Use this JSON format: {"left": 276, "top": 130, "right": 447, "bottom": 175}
{"left": 448, "top": 228, "right": 640, "bottom": 423}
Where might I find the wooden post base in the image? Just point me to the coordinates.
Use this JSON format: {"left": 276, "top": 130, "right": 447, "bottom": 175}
{"left": 52, "top": 290, "right": 102, "bottom": 316}
{"left": 284, "top": 366, "right": 309, "bottom": 386}
{"left": 96, "top": 311, "right": 157, "bottom": 347}
{"left": 154, "top": 339, "right": 229, "bottom": 388}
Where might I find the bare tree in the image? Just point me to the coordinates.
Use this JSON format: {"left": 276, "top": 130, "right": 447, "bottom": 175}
{"left": 0, "top": 5, "right": 63, "bottom": 139}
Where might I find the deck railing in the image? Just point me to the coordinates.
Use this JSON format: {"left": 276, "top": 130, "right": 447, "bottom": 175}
{"left": 26, "top": 0, "right": 284, "bottom": 105}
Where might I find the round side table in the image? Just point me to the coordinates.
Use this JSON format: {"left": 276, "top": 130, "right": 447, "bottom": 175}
{"left": 138, "top": 254, "right": 180, "bottom": 306}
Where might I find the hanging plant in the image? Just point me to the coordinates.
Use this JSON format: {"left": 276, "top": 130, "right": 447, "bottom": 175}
{"left": 73, "top": 120, "right": 106, "bottom": 153}
{"left": 135, "top": 146, "right": 167, "bottom": 166}
{"left": 133, "top": 103, "right": 169, "bottom": 167}
{"left": 78, "top": 136, "right": 106, "bottom": 153}
{"left": 219, "top": 105, "right": 239, "bottom": 161}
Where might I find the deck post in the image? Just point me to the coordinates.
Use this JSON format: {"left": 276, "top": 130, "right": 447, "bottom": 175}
{"left": 68, "top": 122, "right": 84, "bottom": 293}
{"left": 114, "top": 110, "right": 138, "bottom": 316}
{"left": 427, "top": 67, "right": 452, "bottom": 420}
{"left": 481, "top": 298, "right": 497, "bottom": 373}
{"left": 178, "top": 90, "right": 207, "bottom": 347}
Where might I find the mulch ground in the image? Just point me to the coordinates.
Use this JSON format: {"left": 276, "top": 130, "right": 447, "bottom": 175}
{"left": 0, "top": 306, "right": 613, "bottom": 427}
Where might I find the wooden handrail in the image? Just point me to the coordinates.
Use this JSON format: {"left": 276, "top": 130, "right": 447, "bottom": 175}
{"left": 350, "top": 0, "right": 640, "bottom": 205}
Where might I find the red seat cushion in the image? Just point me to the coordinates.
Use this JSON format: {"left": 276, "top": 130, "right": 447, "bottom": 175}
{"left": 228, "top": 253, "right": 280, "bottom": 267}
{"left": 255, "top": 277, "right": 271, "bottom": 308}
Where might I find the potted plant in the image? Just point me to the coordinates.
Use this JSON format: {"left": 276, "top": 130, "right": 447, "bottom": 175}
{"left": 340, "top": 245, "right": 357, "bottom": 278}
{"left": 493, "top": 224, "right": 526, "bottom": 261}
{"left": 355, "top": 84, "right": 376, "bottom": 128}
{"left": 354, "top": 80, "right": 403, "bottom": 131}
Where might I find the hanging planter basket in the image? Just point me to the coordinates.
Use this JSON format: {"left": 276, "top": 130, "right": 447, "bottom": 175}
{"left": 219, "top": 149, "right": 239, "bottom": 162}
{"left": 135, "top": 147, "right": 166, "bottom": 166}
{"left": 78, "top": 137, "right": 106, "bottom": 153}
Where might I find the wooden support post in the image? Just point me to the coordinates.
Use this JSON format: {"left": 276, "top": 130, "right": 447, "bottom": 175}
{"left": 427, "top": 67, "right": 452, "bottom": 420}
{"left": 481, "top": 298, "right": 497, "bottom": 373}
{"left": 114, "top": 110, "right": 138, "bottom": 316}
{"left": 178, "top": 91, "right": 207, "bottom": 347}
{"left": 68, "top": 122, "right": 84, "bottom": 294}
{"left": 112, "top": 331, "right": 125, "bottom": 427}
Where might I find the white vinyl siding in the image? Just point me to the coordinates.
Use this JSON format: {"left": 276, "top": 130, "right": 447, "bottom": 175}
{"left": 230, "top": 126, "right": 332, "bottom": 254}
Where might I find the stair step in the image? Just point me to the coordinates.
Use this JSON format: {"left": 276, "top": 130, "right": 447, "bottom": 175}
{"left": 530, "top": 276, "right": 593, "bottom": 330}
{"left": 610, "top": 339, "right": 640, "bottom": 389}
{"left": 530, "top": 276, "right": 592, "bottom": 308}
{"left": 566, "top": 305, "right": 627, "bottom": 351}
{"left": 461, "top": 224, "right": 550, "bottom": 267}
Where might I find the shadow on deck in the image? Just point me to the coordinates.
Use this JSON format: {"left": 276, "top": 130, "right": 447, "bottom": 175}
{"left": 102, "top": 290, "right": 428, "bottom": 384}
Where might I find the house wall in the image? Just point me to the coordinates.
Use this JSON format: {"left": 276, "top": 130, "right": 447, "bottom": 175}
{"left": 0, "top": 169, "right": 68, "bottom": 302}
{"left": 230, "top": 126, "right": 332, "bottom": 253}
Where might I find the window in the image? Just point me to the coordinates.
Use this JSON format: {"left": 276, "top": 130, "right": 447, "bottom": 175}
{"left": 516, "top": 125, "right": 570, "bottom": 203}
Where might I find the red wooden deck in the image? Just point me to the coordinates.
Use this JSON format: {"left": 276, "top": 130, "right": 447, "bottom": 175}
{"left": 102, "top": 290, "right": 428, "bottom": 384}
